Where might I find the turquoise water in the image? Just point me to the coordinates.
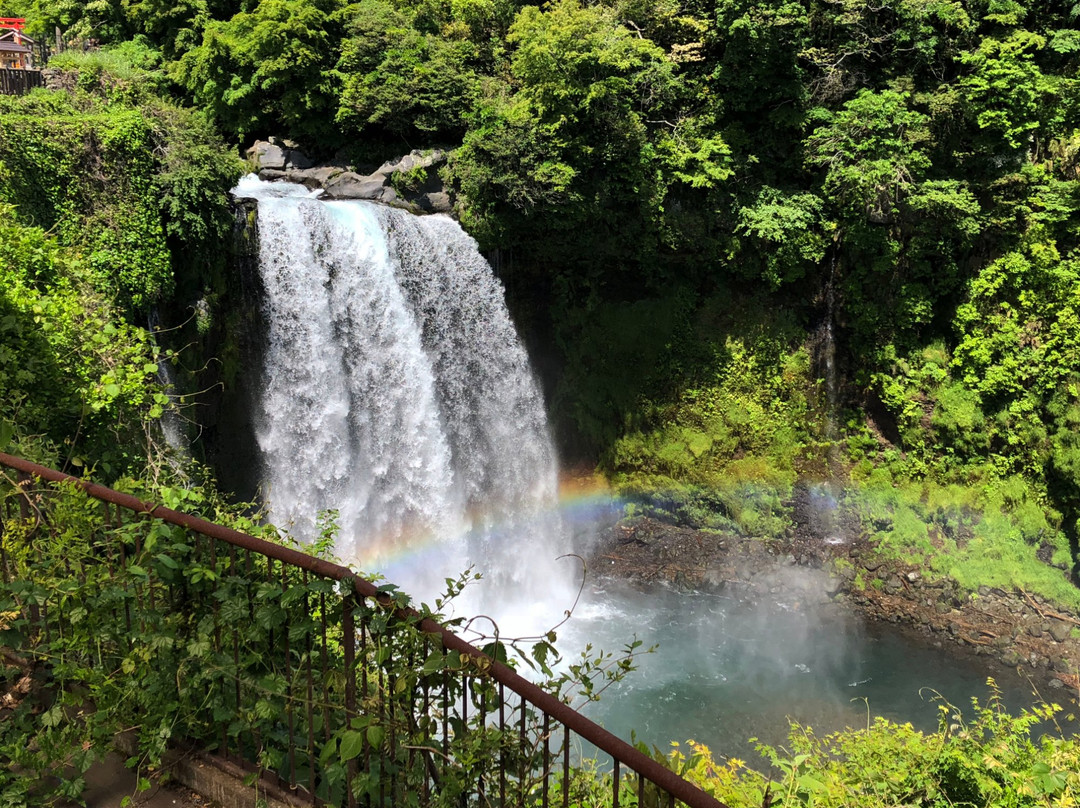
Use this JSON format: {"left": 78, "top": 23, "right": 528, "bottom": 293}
{"left": 563, "top": 580, "right": 1061, "bottom": 762}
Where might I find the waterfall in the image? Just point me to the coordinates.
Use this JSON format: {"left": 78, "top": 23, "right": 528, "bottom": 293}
{"left": 232, "top": 177, "right": 569, "bottom": 624}
{"left": 822, "top": 251, "right": 839, "bottom": 449}
{"left": 802, "top": 250, "right": 845, "bottom": 545}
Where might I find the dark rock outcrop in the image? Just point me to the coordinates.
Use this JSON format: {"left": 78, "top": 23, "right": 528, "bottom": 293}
{"left": 245, "top": 140, "right": 454, "bottom": 215}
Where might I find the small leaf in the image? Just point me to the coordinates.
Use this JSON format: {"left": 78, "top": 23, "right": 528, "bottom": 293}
{"left": 366, "top": 725, "right": 385, "bottom": 749}
{"left": 421, "top": 652, "right": 445, "bottom": 675}
{"left": 339, "top": 731, "right": 365, "bottom": 762}
{"left": 319, "top": 738, "right": 339, "bottom": 766}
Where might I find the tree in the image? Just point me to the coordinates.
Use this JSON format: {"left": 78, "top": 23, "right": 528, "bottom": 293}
{"left": 335, "top": 0, "right": 482, "bottom": 142}
{"left": 173, "top": 0, "right": 344, "bottom": 144}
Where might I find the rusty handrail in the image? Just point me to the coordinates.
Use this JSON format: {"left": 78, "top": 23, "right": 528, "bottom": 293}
{"left": 0, "top": 451, "right": 728, "bottom": 808}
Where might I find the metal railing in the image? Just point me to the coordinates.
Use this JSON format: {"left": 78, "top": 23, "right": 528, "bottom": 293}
{"left": 0, "top": 452, "right": 728, "bottom": 808}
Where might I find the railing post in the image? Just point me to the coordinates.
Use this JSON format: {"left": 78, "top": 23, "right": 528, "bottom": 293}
{"left": 14, "top": 471, "right": 39, "bottom": 630}
{"left": 0, "top": 497, "right": 8, "bottom": 585}
{"left": 343, "top": 589, "right": 358, "bottom": 808}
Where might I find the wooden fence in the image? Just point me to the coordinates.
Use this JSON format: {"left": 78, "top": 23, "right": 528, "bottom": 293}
{"left": 0, "top": 68, "right": 43, "bottom": 95}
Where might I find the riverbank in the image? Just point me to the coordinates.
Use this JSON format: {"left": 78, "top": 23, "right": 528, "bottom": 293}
{"left": 587, "top": 514, "right": 1080, "bottom": 700}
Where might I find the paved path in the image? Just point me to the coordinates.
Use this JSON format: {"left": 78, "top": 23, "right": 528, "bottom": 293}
{"left": 65, "top": 752, "right": 213, "bottom": 808}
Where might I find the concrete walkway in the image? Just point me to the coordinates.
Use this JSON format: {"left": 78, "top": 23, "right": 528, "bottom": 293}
{"left": 68, "top": 747, "right": 305, "bottom": 808}
{"left": 65, "top": 752, "right": 212, "bottom": 808}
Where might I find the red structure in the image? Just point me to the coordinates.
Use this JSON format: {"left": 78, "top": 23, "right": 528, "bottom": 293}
{"left": 0, "top": 18, "right": 34, "bottom": 70}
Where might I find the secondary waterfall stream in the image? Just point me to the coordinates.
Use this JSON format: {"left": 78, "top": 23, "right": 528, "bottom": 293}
{"left": 233, "top": 176, "right": 572, "bottom": 628}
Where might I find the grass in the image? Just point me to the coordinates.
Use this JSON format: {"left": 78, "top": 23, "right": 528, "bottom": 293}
{"left": 847, "top": 467, "right": 1080, "bottom": 612}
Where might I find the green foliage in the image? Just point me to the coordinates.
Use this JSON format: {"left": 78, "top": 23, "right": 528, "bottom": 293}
{"left": 555, "top": 287, "right": 705, "bottom": 454}
{"left": 0, "top": 474, "right": 648, "bottom": 807}
{"left": 806, "top": 89, "right": 931, "bottom": 221}
{"left": 0, "top": 108, "right": 168, "bottom": 309}
{"left": 842, "top": 469, "right": 1080, "bottom": 608}
{"left": 0, "top": 205, "right": 166, "bottom": 475}
{"left": 173, "top": 0, "right": 345, "bottom": 143}
{"left": 864, "top": 234, "right": 1080, "bottom": 559}
{"left": 0, "top": 57, "right": 241, "bottom": 310}
{"left": 959, "top": 31, "right": 1052, "bottom": 152}
{"left": 553, "top": 290, "right": 815, "bottom": 537}
{"left": 583, "top": 291, "right": 817, "bottom": 484}
{"left": 335, "top": 0, "right": 482, "bottom": 141}
{"left": 735, "top": 188, "right": 830, "bottom": 287}
{"left": 448, "top": 0, "right": 691, "bottom": 267}
{"left": 0, "top": 54, "right": 240, "bottom": 477}
{"left": 614, "top": 687, "right": 1080, "bottom": 808}
{"left": 954, "top": 242, "right": 1080, "bottom": 404}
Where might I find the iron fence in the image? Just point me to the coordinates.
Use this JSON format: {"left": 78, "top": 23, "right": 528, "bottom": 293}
{"left": 0, "top": 452, "right": 728, "bottom": 808}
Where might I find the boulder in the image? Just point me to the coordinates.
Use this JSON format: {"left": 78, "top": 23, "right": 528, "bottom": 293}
{"left": 1049, "top": 621, "right": 1072, "bottom": 643}
{"left": 289, "top": 165, "right": 345, "bottom": 190}
{"left": 414, "top": 191, "right": 453, "bottom": 214}
{"left": 324, "top": 172, "right": 391, "bottom": 200}
{"left": 248, "top": 141, "right": 454, "bottom": 216}
{"left": 248, "top": 140, "right": 288, "bottom": 171}
{"left": 285, "top": 150, "right": 315, "bottom": 170}
{"left": 247, "top": 139, "right": 319, "bottom": 172}
{"left": 379, "top": 149, "right": 447, "bottom": 176}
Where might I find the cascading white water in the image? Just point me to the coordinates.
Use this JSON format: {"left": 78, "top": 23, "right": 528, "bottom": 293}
{"left": 232, "top": 176, "right": 570, "bottom": 627}
{"left": 229, "top": 179, "right": 1043, "bottom": 750}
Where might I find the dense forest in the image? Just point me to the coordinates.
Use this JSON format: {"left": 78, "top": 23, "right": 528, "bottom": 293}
{"left": 2, "top": 0, "right": 1080, "bottom": 803}
{"left": 2, "top": 0, "right": 1080, "bottom": 597}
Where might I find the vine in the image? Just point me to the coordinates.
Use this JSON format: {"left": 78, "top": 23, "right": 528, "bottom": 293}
{"left": 0, "top": 473, "right": 648, "bottom": 807}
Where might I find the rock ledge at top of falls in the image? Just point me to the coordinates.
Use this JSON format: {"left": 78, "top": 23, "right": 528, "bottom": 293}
{"left": 245, "top": 139, "right": 453, "bottom": 215}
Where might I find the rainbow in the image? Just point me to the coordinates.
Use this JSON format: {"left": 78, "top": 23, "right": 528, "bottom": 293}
{"left": 345, "top": 473, "right": 625, "bottom": 584}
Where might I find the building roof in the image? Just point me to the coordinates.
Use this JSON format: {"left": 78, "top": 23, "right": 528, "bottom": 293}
{"left": 0, "top": 30, "right": 34, "bottom": 45}
{"left": 0, "top": 40, "right": 31, "bottom": 53}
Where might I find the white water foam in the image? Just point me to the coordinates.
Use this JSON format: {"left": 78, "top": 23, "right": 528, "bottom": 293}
{"left": 233, "top": 176, "right": 572, "bottom": 636}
